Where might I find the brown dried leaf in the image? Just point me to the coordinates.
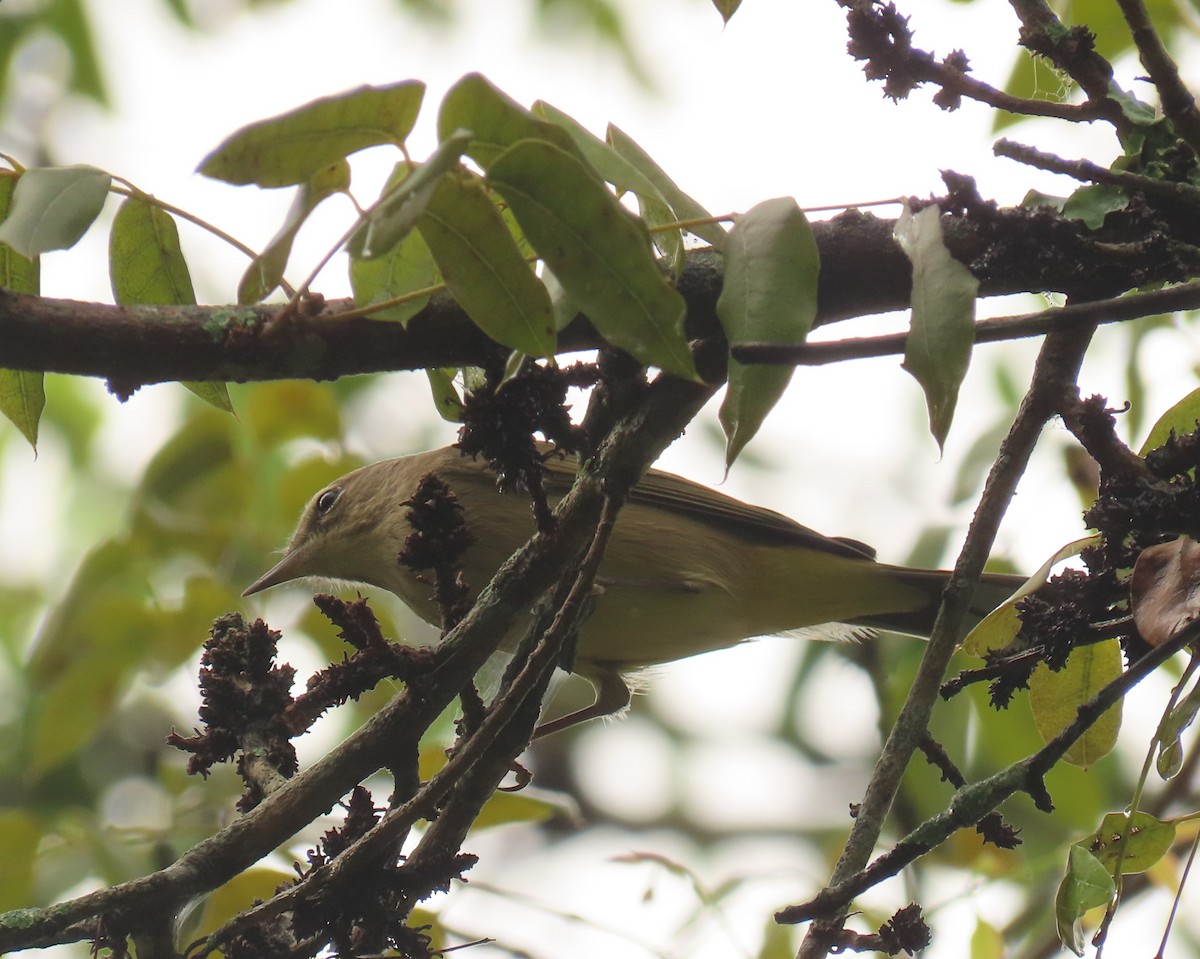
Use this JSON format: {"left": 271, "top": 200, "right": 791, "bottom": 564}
{"left": 1131, "top": 536, "right": 1200, "bottom": 647}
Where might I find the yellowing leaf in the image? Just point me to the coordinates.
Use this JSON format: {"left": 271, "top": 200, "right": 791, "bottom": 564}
{"left": 1082, "top": 811, "right": 1175, "bottom": 874}
{"left": 1030, "top": 639, "right": 1122, "bottom": 767}
{"left": 962, "top": 535, "right": 1097, "bottom": 656}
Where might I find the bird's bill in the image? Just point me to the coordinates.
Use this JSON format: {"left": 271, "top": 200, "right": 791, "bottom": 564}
{"left": 242, "top": 544, "right": 310, "bottom": 597}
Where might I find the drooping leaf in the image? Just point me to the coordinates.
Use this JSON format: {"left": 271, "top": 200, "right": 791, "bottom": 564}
{"left": 1030, "top": 639, "right": 1123, "bottom": 767}
{"left": 198, "top": 81, "right": 425, "bottom": 187}
{"left": 895, "top": 203, "right": 978, "bottom": 452}
{"left": 437, "top": 73, "right": 586, "bottom": 172}
{"left": 1055, "top": 844, "right": 1115, "bottom": 955}
{"left": 488, "top": 139, "right": 696, "bottom": 380}
{"left": 1156, "top": 671, "right": 1200, "bottom": 779}
{"left": 109, "top": 196, "right": 232, "bottom": 413}
{"left": 711, "top": 0, "right": 743, "bottom": 23}
{"left": 346, "top": 131, "right": 472, "bottom": 260}
{"left": 0, "top": 371, "right": 45, "bottom": 449}
{"left": 417, "top": 170, "right": 555, "bottom": 357}
{"left": 238, "top": 160, "right": 349, "bottom": 303}
{"left": 0, "top": 171, "right": 43, "bottom": 449}
{"left": 1082, "top": 811, "right": 1176, "bottom": 874}
{"left": 606, "top": 123, "right": 727, "bottom": 251}
{"left": 717, "top": 197, "right": 818, "bottom": 468}
{"left": 0, "top": 165, "right": 111, "bottom": 256}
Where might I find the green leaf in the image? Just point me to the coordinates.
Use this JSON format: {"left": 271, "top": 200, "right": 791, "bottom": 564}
{"left": 0, "top": 370, "right": 45, "bottom": 449}
{"left": 1055, "top": 844, "right": 1115, "bottom": 955}
{"left": 417, "top": 170, "right": 555, "bottom": 357}
{"left": 438, "top": 73, "right": 585, "bottom": 172}
{"left": 1157, "top": 677, "right": 1200, "bottom": 779}
{"left": 108, "top": 196, "right": 232, "bottom": 413}
{"left": 238, "top": 160, "right": 350, "bottom": 303}
{"left": 1082, "top": 811, "right": 1176, "bottom": 874}
{"left": 716, "top": 197, "right": 818, "bottom": 468}
{"left": 534, "top": 101, "right": 685, "bottom": 273}
{"left": 533, "top": 101, "right": 666, "bottom": 201}
{"left": 488, "top": 139, "right": 696, "bottom": 380}
{"left": 895, "top": 203, "right": 978, "bottom": 452}
{"left": 1061, "top": 183, "right": 1129, "bottom": 229}
{"left": 0, "top": 172, "right": 40, "bottom": 292}
{"left": 606, "top": 123, "right": 727, "bottom": 251}
{"left": 0, "top": 165, "right": 111, "bottom": 256}
{"left": 350, "top": 221, "right": 439, "bottom": 324}
{"left": 42, "top": 0, "right": 108, "bottom": 105}
{"left": 347, "top": 131, "right": 472, "bottom": 260}
{"left": 425, "top": 369, "right": 465, "bottom": 422}
{"left": 0, "top": 810, "right": 40, "bottom": 910}
{"left": 0, "top": 171, "right": 44, "bottom": 449}
{"left": 1139, "top": 386, "right": 1200, "bottom": 455}
{"left": 1030, "top": 639, "right": 1123, "bottom": 767}
{"left": 198, "top": 81, "right": 426, "bottom": 187}
{"left": 110, "top": 196, "right": 197, "bottom": 305}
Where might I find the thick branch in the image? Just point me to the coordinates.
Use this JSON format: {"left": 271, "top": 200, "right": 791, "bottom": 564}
{"left": 4, "top": 203, "right": 1196, "bottom": 388}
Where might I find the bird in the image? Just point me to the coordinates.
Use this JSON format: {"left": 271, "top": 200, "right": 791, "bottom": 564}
{"left": 243, "top": 446, "right": 1023, "bottom": 737}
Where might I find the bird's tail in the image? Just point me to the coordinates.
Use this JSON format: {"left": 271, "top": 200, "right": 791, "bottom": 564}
{"left": 848, "top": 568, "right": 1026, "bottom": 638}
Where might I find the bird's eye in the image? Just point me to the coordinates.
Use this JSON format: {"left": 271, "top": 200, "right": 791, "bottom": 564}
{"left": 315, "top": 487, "right": 343, "bottom": 516}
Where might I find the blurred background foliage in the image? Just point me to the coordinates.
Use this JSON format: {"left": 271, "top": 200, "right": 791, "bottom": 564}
{"left": 2, "top": 1, "right": 1200, "bottom": 957}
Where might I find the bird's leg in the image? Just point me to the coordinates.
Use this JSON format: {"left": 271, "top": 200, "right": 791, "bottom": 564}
{"left": 532, "top": 667, "right": 631, "bottom": 739}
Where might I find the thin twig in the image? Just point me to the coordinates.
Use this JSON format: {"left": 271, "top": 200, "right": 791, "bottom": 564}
{"left": 783, "top": 617, "right": 1200, "bottom": 927}
{"left": 731, "top": 279, "right": 1200, "bottom": 367}
{"left": 1113, "top": 0, "right": 1200, "bottom": 155}
{"left": 994, "top": 139, "right": 1200, "bottom": 206}
{"left": 793, "top": 322, "right": 1097, "bottom": 957}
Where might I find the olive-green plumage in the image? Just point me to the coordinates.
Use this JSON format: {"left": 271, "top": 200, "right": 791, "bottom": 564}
{"left": 244, "top": 447, "right": 1021, "bottom": 736}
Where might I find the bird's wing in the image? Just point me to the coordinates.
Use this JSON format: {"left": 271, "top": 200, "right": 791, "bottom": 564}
{"left": 540, "top": 453, "right": 877, "bottom": 561}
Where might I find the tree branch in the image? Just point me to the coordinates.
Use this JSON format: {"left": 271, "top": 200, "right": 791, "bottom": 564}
{"left": 794, "top": 320, "right": 1097, "bottom": 957}
{"left": 731, "top": 278, "right": 1200, "bottom": 366}
{"left": 4, "top": 200, "right": 1196, "bottom": 389}
{"left": 0, "top": 374, "right": 717, "bottom": 954}
{"left": 1113, "top": 0, "right": 1200, "bottom": 156}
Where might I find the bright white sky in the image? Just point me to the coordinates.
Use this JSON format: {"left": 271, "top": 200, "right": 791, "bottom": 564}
{"left": 5, "top": 1, "right": 1198, "bottom": 955}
